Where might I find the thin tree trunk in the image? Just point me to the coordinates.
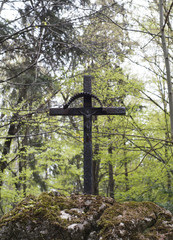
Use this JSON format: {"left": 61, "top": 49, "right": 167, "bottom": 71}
{"left": 0, "top": 114, "right": 20, "bottom": 213}
{"left": 92, "top": 115, "right": 100, "bottom": 195}
{"left": 93, "top": 143, "right": 100, "bottom": 195}
{"left": 123, "top": 136, "right": 129, "bottom": 192}
{"left": 159, "top": 0, "right": 173, "bottom": 140}
{"left": 108, "top": 145, "right": 114, "bottom": 199}
{"left": 165, "top": 132, "right": 172, "bottom": 201}
{"left": 0, "top": 114, "right": 19, "bottom": 172}
{"left": 124, "top": 162, "right": 129, "bottom": 192}
{"left": 167, "top": 171, "right": 171, "bottom": 201}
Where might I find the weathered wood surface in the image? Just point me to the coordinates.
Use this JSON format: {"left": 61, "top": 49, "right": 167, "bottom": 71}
{"left": 49, "top": 107, "right": 126, "bottom": 116}
{"left": 49, "top": 75, "right": 126, "bottom": 194}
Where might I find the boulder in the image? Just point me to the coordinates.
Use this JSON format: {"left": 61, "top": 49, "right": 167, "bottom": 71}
{"left": 0, "top": 192, "right": 172, "bottom": 239}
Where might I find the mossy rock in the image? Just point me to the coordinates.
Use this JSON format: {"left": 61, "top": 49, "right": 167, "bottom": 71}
{"left": 0, "top": 192, "right": 173, "bottom": 240}
{"left": 98, "top": 201, "right": 173, "bottom": 239}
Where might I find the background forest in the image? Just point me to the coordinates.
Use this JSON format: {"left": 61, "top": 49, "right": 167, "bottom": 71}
{"left": 0, "top": 0, "right": 173, "bottom": 216}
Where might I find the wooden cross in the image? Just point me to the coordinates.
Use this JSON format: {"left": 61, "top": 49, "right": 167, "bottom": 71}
{"left": 49, "top": 75, "right": 125, "bottom": 194}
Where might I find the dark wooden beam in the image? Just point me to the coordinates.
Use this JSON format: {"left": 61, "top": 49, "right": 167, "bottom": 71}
{"left": 49, "top": 107, "right": 126, "bottom": 116}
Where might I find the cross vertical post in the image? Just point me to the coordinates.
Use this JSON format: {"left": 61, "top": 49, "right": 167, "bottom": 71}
{"left": 83, "top": 75, "right": 92, "bottom": 194}
{"left": 49, "top": 75, "right": 126, "bottom": 195}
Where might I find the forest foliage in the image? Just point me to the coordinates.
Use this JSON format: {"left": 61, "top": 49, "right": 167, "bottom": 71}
{"left": 0, "top": 0, "right": 173, "bottom": 215}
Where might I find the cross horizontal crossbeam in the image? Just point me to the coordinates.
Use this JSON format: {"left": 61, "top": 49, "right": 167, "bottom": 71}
{"left": 49, "top": 75, "right": 126, "bottom": 195}
{"left": 49, "top": 107, "right": 125, "bottom": 116}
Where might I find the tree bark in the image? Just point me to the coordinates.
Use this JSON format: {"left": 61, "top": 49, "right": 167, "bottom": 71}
{"left": 92, "top": 115, "right": 100, "bottom": 195}
{"left": 108, "top": 145, "right": 114, "bottom": 199}
{"left": 159, "top": 0, "right": 173, "bottom": 140}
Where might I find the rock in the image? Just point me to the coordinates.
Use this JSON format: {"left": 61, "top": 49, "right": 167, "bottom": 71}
{"left": 98, "top": 201, "right": 173, "bottom": 239}
{"left": 0, "top": 192, "right": 172, "bottom": 239}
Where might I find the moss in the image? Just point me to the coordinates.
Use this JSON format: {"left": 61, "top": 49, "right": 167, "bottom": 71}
{"left": 0, "top": 194, "right": 173, "bottom": 240}
{"left": 0, "top": 192, "right": 78, "bottom": 228}
{"left": 0, "top": 193, "right": 112, "bottom": 228}
{"left": 98, "top": 201, "right": 166, "bottom": 240}
{"left": 0, "top": 193, "right": 116, "bottom": 240}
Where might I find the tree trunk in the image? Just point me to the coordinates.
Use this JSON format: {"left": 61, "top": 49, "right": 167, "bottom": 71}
{"left": 123, "top": 136, "right": 129, "bottom": 192}
{"left": 108, "top": 145, "right": 114, "bottom": 199}
{"left": 159, "top": 0, "right": 173, "bottom": 140}
{"left": 124, "top": 162, "right": 129, "bottom": 192}
{"left": 0, "top": 113, "right": 20, "bottom": 214}
{"left": 167, "top": 171, "right": 171, "bottom": 201}
{"left": 0, "top": 114, "right": 19, "bottom": 172}
{"left": 92, "top": 115, "right": 100, "bottom": 195}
